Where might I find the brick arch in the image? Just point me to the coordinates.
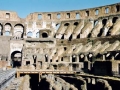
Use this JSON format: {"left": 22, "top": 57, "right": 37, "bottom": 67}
{"left": 14, "top": 24, "right": 24, "bottom": 38}
{"left": 4, "top": 23, "right": 12, "bottom": 36}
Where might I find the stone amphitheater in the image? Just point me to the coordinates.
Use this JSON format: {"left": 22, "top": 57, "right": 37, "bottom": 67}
{"left": 1, "top": 2, "right": 120, "bottom": 90}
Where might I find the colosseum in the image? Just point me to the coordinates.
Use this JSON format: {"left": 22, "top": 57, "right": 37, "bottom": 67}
{"left": 1, "top": 2, "right": 120, "bottom": 90}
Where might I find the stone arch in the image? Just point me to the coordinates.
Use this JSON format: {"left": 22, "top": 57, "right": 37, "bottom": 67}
{"left": 76, "top": 12, "right": 80, "bottom": 19}
{"left": 74, "top": 22, "right": 79, "bottom": 26}
{"left": 79, "top": 54, "right": 85, "bottom": 62}
{"left": 11, "top": 51, "right": 22, "bottom": 68}
{"left": 64, "top": 23, "right": 69, "bottom": 26}
{"left": 115, "top": 52, "right": 120, "bottom": 60}
{"left": 112, "top": 17, "right": 118, "bottom": 23}
{"left": 27, "top": 31, "right": 33, "bottom": 38}
{"left": 14, "top": 24, "right": 24, "bottom": 38}
{"left": 95, "top": 9, "right": 99, "bottom": 15}
{"left": 102, "top": 19, "right": 107, "bottom": 26}
{"left": 97, "top": 19, "right": 107, "bottom": 37}
{"left": 4, "top": 23, "right": 12, "bottom": 36}
{"left": 105, "top": 7, "right": 109, "bottom": 14}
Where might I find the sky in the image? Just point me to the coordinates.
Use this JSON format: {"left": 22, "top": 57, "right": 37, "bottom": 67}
{"left": 0, "top": 0, "right": 120, "bottom": 18}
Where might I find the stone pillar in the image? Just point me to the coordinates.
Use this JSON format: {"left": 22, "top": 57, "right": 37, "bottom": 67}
{"left": 33, "top": 31, "right": 37, "bottom": 38}
{"left": 17, "top": 72, "right": 20, "bottom": 78}
{"left": 7, "top": 60, "right": 11, "bottom": 66}
{"left": 2, "top": 25, "right": 5, "bottom": 36}
{"left": 102, "top": 54, "right": 105, "bottom": 61}
{"left": 11, "top": 26, "right": 14, "bottom": 36}
{"left": 39, "top": 72, "right": 42, "bottom": 82}
{"left": 76, "top": 55, "right": 79, "bottom": 62}
{"left": 70, "top": 55, "right": 72, "bottom": 63}
{"left": 69, "top": 64, "right": 72, "bottom": 71}
{"left": 84, "top": 56, "right": 88, "bottom": 61}
{"left": 23, "top": 25, "right": 27, "bottom": 38}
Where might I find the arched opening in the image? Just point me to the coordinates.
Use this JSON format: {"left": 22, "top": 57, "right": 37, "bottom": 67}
{"left": 116, "top": 5, "right": 120, "bottom": 12}
{"left": 79, "top": 54, "right": 85, "bottom": 62}
{"left": 72, "top": 55, "right": 76, "bottom": 62}
{"left": 86, "top": 11, "right": 89, "bottom": 16}
{"left": 5, "top": 23, "right": 12, "bottom": 34}
{"left": 112, "top": 17, "right": 118, "bottom": 23}
{"left": 14, "top": 24, "right": 24, "bottom": 38}
{"left": 64, "top": 23, "right": 69, "bottom": 27}
{"left": 57, "top": 13, "right": 61, "bottom": 19}
{"left": 53, "top": 65, "right": 57, "bottom": 70}
{"left": 76, "top": 13, "right": 80, "bottom": 19}
{"left": 11, "top": 51, "right": 22, "bottom": 68}
{"left": 5, "top": 23, "right": 12, "bottom": 36}
{"left": 74, "top": 22, "right": 79, "bottom": 26}
{"left": 97, "top": 28, "right": 104, "bottom": 37}
{"left": 102, "top": 19, "right": 107, "bottom": 26}
{"left": 105, "top": 53, "right": 112, "bottom": 60}
{"left": 38, "top": 14, "right": 42, "bottom": 19}
{"left": 45, "top": 54, "right": 48, "bottom": 62}
{"left": 27, "top": 31, "right": 33, "bottom": 38}
{"left": 42, "top": 32, "right": 48, "bottom": 38}
{"left": 115, "top": 53, "right": 120, "bottom": 60}
{"left": 95, "top": 9, "right": 99, "bottom": 15}
{"left": 105, "top": 7, "right": 109, "bottom": 14}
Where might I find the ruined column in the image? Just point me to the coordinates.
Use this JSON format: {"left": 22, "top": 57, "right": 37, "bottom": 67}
{"left": 2, "top": 25, "right": 5, "bottom": 36}
{"left": 17, "top": 71, "right": 20, "bottom": 78}
{"left": 23, "top": 25, "right": 27, "bottom": 38}
{"left": 84, "top": 56, "right": 88, "bottom": 61}
{"left": 102, "top": 54, "right": 106, "bottom": 61}
{"left": 76, "top": 55, "right": 79, "bottom": 62}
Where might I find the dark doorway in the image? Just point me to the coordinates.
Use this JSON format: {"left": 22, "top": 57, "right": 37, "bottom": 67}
{"left": 26, "top": 61, "right": 30, "bottom": 65}
{"left": 53, "top": 65, "right": 57, "bottom": 70}
{"left": 11, "top": 51, "right": 22, "bottom": 68}
{"left": 42, "top": 32, "right": 48, "bottom": 38}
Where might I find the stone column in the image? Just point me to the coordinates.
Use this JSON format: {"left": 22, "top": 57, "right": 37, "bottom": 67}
{"left": 102, "top": 54, "right": 105, "bottom": 61}
{"left": 17, "top": 72, "right": 20, "bottom": 78}
{"left": 70, "top": 55, "right": 72, "bottom": 63}
{"left": 11, "top": 26, "right": 14, "bottom": 36}
{"left": 69, "top": 64, "right": 72, "bottom": 71}
{"left": 2, "top": 25, "right": 5, "bottom": 36}
{"left": 76, "top": 55, "right": 79, "bottom": 62}
{"left": 23, "top": 25, "right": 27, "bottom": 38}
{"left": 84, "top": 56, "right": 88, "bottom": 61}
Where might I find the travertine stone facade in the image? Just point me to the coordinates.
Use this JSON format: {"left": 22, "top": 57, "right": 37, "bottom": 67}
{"left": 0, "top": 3, "right": 120, "bottom": 76}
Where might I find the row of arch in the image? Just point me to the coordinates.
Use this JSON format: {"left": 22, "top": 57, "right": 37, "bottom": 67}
{"left": 56, "top": 16, "right": 119, "bottom": 40}
{"left": 0, "top": 23, "right": 25, "bottom": 38}
{"left": 36, "top": 4, "right": 120, "bottom": 20}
